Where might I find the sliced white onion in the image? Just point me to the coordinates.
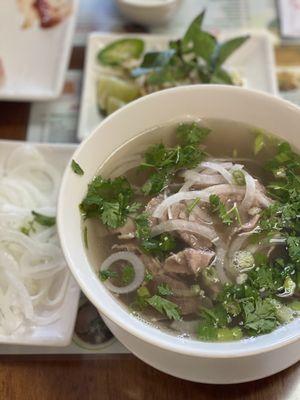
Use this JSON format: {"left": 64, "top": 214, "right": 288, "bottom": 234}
{"left": 180, "top": 170, "right": 226, "bottom": 186}
{"left": 215, "top": 247, "right": 230, "bottom": 284}
{"left": 197, "top": 161, "right": 234, "bottom": 171}
{"left": 100, "top": 251, "right": 145, "bottom": 294}
{"left": 200, "top": 161, "right": 234, "bottom": 183}
{"left": 0, "top": 145, "right": 70, "bottom": 335}
{"left": 241, "top": 172, "right": 256, "bottom": 210}
{"left": 150, "top": 219, "right": 218, "bottom": 241}
{"left": 153, "top": 185, "right": 246, "bottom": 218}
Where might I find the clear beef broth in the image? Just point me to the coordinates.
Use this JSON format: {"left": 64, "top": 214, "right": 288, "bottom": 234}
{"left": 83, "top": 118, "right": 299, "bottom": 342}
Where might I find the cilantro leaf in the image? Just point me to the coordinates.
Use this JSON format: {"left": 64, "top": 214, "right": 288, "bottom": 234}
{"left": 147, "top": 295, "right": 181, "bottom": 320}
{"left": 157, "top": 283, "right": 173, "bottom": 296}
{"left": 99, "top": 269, "right": 117, "bottom": 281}
{"left": 140, "top": 233, "right": 177, "bottom": 258}
{"left": 80, "top": 176, "right": 137, "bottom": 229}
{"left": 232, "top": 170, "right": 245, "bottom": 186}
{"left": 176, "top": 122, "right": 211, "bottom": 145}
{"left": 209, "top": 194, "right": 232, "bottom": 225}
{"left": 141, "top": 136, "right": 206, "bottom": 195}
{"left": 121, "top": 264, "right": 135, "bottom": 285}
{"left": 71, "top": 160, "right": 84, "bottom": 175}
{"left": 134, "top": 213, "right": 177, "bottom": 258}
{"left": 242, "top": 298, "right": 278, "bottom": 335}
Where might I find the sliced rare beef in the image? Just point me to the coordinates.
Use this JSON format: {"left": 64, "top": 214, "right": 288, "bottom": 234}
{"left": 145, "top": 194, "right": 167, "bottom": 228}
{"left": 171, "top": 203, "right": 213, "bottom": 249}
{"left": 164, "top": 248, "right": 215, "bottom": 275}
{"left": 171, "top": 296, "right": 200, "bottom": 315}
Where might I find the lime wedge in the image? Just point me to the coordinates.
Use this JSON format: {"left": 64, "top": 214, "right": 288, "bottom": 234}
{"left": 97, "top": 75, "right": 140, "bottom": 112}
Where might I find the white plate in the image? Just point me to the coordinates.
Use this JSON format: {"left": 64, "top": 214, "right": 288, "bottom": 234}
{"left": 0, "top": 140, "right": 80, "bottom": 346}
{"left": 0, "top": 0, "right": 79, "bottom": 101}
{"left": 77, "top": 31, "right": 278, "bottom": 141}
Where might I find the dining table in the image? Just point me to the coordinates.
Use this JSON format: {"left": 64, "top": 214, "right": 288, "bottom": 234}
{"left": 1, "top": 1, "right": 300, "bottom": 399}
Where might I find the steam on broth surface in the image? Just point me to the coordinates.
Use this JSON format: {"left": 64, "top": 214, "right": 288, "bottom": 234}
{"left": 79, "top": 119, "right": 300, "bottom": 342}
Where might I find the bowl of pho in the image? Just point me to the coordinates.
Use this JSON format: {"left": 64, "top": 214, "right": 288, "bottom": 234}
{"left": 58, "top": 85, "right": 300, "bottom": 383}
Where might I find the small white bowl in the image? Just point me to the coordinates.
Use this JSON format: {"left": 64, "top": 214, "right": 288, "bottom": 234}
{"left": 58, "top": 85, "right": 300, "bottom": 383}
{"left": 115, "top": 0, "right": 182, "bottom": 27}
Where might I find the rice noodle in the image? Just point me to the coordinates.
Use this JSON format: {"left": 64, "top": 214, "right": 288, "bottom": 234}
{"left": 0, "top": 146, "right": 70, "bottom": 335}
{"left": 100, "top": 251, "right": 145, "bottom": 294}
{"left": 151, "top": 219, "right": 218, "bottom": 241}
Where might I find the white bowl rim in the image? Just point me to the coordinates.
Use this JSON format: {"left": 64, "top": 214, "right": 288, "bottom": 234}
{"left": 118, "top": 0, "right": 178, "bottom": 7}
{"left": 58, "top": 84, "right": 300, "bottom": 359}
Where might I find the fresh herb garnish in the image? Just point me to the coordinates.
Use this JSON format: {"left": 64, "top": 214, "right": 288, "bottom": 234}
{"left": 232, "top": 169, "right": 245, "bottom": 186}
{"left": 134, "top": 212, "right": 177, "bottom": 258}
{"left": 32, "top": 211, "right": 56, "bottom": 227}
{"left": 209, "top": 194, "right": 232, "bottom": 225}
{"left": 242, "top": 298, "right": 278, "bottom": 335}
{"left": 131, "top": 11, "right": 249, "bottom": 87}
{"left": 80, "top": 176, "right": 140, "bottom": 229}
{"left": 176, "top": 122, "right": 211, "bottom": 145}
{"left": 71, "top": 160, "right": 84, "bottom": 176}
{"left": 99, "top": 269, "right": 117, "bottom": 281}
{"left": 145, "top": 270, "right": 153, "bottom": 282}
{"left": 141, "top": 121, "right": 208, "bottom": 195}
{"left": 157, "top": 283, "right": 173, "bottom": 296}
{"left": 147, "top": 295, "right": 181, "bottom": 320}
{"left": 121, "top": 264, "right": 135, "bottom": 285}
{"left": 209, "top": 194, "right": 242, "bottom": 226}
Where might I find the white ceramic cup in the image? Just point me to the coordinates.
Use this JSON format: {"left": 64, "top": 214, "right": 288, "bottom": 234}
{"left": 115, "top": 0, "right": 182, "bottom": 27}
{"left": 58, "top": 85, "right": 300, "bottom": 384}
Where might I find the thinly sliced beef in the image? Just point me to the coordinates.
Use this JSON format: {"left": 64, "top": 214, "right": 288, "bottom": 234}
{"left": 164, "top": 248, "right": 215, "bottom": 275}
{"left": 171, "top": 296, "right": 200, "bottom": 315}
{"left": 150, "top": 274, "right": 188, "bottom": 293}
{"left": 145, "top": 194, "right": 167, "bottom": 228}
{"left": 171, "top": 203, "right": 213, "bottom": 249}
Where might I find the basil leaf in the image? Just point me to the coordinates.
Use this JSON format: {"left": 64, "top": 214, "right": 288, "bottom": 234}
{"left": 212, "top": 35, "right": 249, "bottom": 68}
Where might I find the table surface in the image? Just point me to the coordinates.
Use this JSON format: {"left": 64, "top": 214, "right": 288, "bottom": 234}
{"left": 1, "top": 1, "right": 300, "bottom": 399}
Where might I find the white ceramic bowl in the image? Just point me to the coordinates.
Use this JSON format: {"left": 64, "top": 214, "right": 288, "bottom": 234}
{"left": 58, "top": 85, "right": 300, "bottom": 384}
{"left": 115, "top": 0, "right": 182, "bottom": 27}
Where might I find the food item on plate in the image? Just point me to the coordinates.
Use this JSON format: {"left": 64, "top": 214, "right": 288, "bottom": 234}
{"left": 80, "top": 119, "right": 300, "bottom": 342}
{"left": 0, "top": 145, "right": 70, "bottom": 334}
{"left": 96, "top": 11, "right": 249, "bottom": 116}
{"left": 17, "top": 0, "right": 72, "bottom": 29}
